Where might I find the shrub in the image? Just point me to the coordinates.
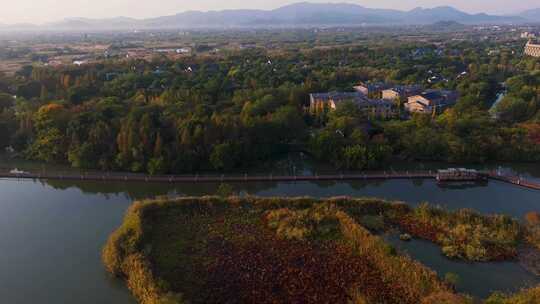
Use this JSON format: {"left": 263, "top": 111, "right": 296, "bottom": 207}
{"left": 525, "top": 212, "right": 540, "bottom": 250}
{"left": 444, "top": 272, "right": 460, "bottom": 287}
{"left": 420, "top": 292, "right": 471, "bottom": 304}
{"left": 358, "top": 215, "right": 385, "bottom": 231}
{"left": 390, "top": 203, "right": 521, "bottom": 261}
{"left": 485, "top": 286, "right": 540, "bottom": 304}
{"left": 265, "top": 204, "right": 341, "bottom": 241}
{"left": 102, "top": 201, "right": 185, "bottom": 304}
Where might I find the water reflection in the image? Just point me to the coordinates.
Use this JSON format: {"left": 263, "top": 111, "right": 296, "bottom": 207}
{"left": 28, "top": 177, "right": 540, "bottom": 218}
{"left": 435, "top": 181, "right": 489, "bottom": 190}
{"left": 385, "top": 234, "right": 540, "bottom": 299}
{"left": 0, "top": 175, "right": 539, "bottom": 303}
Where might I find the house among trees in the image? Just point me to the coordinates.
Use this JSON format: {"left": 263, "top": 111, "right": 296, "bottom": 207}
{"left": 405, "top": 90, "right": 459, "bottom": 114}
{"left": 359, "top": 99, "right": 396, "bottom": 118}
{"left": 382, "top": 85, "right": 423, "bottom": 102}
{"left": 354, "top": 82, "right": 392, "bottom": 97}
{"left": 311, "top": 83, "right": 458, "bottom": 119}
{"left": 309, "top": 91, "right": 396, "bottom": 119}
{"left": 310, "top": 92, "right": 366, "bottom": 112}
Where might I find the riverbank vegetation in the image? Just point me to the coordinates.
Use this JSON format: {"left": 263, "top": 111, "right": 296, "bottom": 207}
{"left": 0, "top": 30, "right": 539, "bottom": 173}
{"left": 485, "top": 286, "right": 540, "bottom": 304}
{"left": 384, "top": 203, "right": 521, "bottom": 261}
{"left": 523, "top": 212, "right": 540, "bottom": 276}
{"left": 103, "top": 196, "right": 539, "bottom": 304}
{"left": 525, "top": 212, "right": 540, "bottom": 250}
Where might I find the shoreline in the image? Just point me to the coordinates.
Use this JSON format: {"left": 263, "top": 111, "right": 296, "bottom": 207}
{"left": 519, "top": 245, "right": 540, "bottom": 277}
{"left": 2, "top": 170, "right": 540, "bottom": 191}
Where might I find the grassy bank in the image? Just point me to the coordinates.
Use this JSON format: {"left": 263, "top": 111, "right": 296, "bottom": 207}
{"left": 361, "top": 202, "right": 522, "bottom": 262}
{"left": 103, "top": 196, "right": 539, "bottom": 304}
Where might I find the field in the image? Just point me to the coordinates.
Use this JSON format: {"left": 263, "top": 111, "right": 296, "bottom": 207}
{"left": 103, "top": 196, "right": 540, "bottom": 304}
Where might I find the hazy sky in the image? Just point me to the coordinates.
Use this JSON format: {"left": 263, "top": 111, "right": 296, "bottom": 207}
{"left": 1, "top": 0, "right": 538, "bottom": 24}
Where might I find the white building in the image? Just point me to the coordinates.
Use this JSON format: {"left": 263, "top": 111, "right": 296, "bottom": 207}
{"left": 525, "top": 41, "right": 540, "bottom": 58}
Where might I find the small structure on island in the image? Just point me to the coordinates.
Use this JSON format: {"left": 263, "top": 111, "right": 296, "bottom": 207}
{"left": 436, "top": 168, "right": 488, "bottom": 182}
{"left": 399, "top": 233, "right": 412, "bottom": 241}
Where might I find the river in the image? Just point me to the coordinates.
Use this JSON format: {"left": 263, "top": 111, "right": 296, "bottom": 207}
{"left": 0, "top": 164, "right": 539, "bottom": 302}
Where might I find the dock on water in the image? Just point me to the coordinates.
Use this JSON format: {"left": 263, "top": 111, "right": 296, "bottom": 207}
{"left": 436, "top": 168, "right": 488, "bottom": 182}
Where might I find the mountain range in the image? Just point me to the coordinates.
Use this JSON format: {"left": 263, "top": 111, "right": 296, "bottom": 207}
{"left": 1, "top": 2, "right": 539, "bottom": 31}
{"left": 519, "top": 8, "right": 540, "bottom": 21}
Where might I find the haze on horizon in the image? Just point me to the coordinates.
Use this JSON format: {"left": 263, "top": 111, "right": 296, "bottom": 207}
{"left": 1, "top": 0, "right": 538, "bottom": 24}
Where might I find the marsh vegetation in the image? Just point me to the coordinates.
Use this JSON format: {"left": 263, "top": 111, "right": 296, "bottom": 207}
{"left": 103, "top": 196, "right": 540, "bottom": 304}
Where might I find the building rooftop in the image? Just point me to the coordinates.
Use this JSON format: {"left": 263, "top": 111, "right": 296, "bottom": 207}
{"left": 310, "top": 91, "right": 364, "bottom": 101}
{"left": 356, "top": 82, "right": 392, "bottom": 91}
{"left": 359, "top": 99, "right": 394, "bottom": 107}
{"left": 385, "top": 85, "right": 422, "bottom": 94}
{"left": 310, "top": 91, "right": 393, "bottom": 109}
{"left": 526, "top": 40, "right": 540, "bottom": 47}
{"left": 420, "top": 90, "right": 457, "bottom": 101}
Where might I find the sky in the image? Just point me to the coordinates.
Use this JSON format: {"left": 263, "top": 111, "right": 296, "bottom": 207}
{"left": 1, "top": 0, "right": 538, "bottom": 24}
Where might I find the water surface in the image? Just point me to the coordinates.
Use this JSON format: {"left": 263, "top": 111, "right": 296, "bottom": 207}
{"left": 385, "top": 234, "right": 540, "bottom": 299}
{"left": 0, "top": 176, "right": 538, "bottom": 303}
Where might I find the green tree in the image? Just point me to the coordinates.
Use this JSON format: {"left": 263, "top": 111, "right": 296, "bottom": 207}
{"left": 210, "top": 143, "right": 239, "bottom": 171}
{"left": 216, "top": 183, "right": 235, "bottom": 197}
{"left": 148, "top": 157, "right": 167, "bottom": 175}
{"left": 29, "top": 128, "right": 66, "bottom": 162}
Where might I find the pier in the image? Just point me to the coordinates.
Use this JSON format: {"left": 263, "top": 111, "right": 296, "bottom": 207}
{"left": 0, "top": 170, "right": 436, "bottom": 183}
{"left": 0, "top": 168, "right": 539, "bottom": 191}
{"left": 488, "top": 172, "right": 540, "bottom": 191}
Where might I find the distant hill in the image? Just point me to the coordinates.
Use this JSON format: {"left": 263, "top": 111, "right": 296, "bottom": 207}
{"left": 404, "top": 6, "right": 519, "bottom": 24}
{"left": 138, "top": 3, "right": 523, "bottom": 28}
{"left": 0, "top": 23, "right": 39, "bottom": 31}
{"left": 426, "top": 21, "right": 467, "bottom": 31}
{"left": 520, "top": 9, "right": 540, "bottom": 21}
{"left": 47, "top": 17, "right": 140, "bottom": 30}
{"left": 0, "top": 2, "right": 528, "bottom": 31}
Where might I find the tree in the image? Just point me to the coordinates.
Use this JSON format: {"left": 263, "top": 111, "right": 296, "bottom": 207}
{"left": 343, "top": 145, "right": 368, "bottom": 169}
{"left": 496, "top": 96, "right": 530, "bottom": 123}
{"left": 29, "top": 128, "right": 66, "bottom": 162}
{"left": 0, "top": 121, "right": 10, "bottom": 149}
{"left": 40, "top": 85, "right": 49, "bottom": 101}
{"left": 147, "top": 157, "right": 167, "bottom": 175}
{"left": 0, "top": 93, "right": 13, "bottom": 110}
{"left": 68, "top": 142, "right": 96, "bottom": 169}
{"left": 216, "top": 183, "right": 235, "bottom": 197}
{"left": 210, "top": 143, "right": 239, "bottom": 171}
{"left": 34, "top": 104, "right": 69, "bottom": 131}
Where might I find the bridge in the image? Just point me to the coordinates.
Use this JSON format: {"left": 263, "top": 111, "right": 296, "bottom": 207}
{"left": 488, "top": 172, "right": 540, "bottom": 191}
{"left": 0, "top": 170, "right": 436, "bottom": 183}
{"left": 0, "top": 169, "right": 539, "bottom": 191}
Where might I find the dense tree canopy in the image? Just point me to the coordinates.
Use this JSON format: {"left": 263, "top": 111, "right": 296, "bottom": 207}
{"left": 0, "top": 36, "right": 538, "bottom": 173}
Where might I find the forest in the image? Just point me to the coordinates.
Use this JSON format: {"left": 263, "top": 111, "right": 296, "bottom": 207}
{"left": 0, "top": 33, "right": 539, "bottom": 174}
